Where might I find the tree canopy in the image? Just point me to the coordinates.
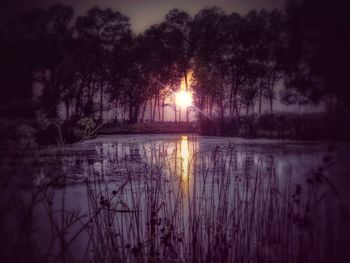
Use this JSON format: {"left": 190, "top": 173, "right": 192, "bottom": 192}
{"left": 0, "top": 0, "right": 349, "bottom": 122}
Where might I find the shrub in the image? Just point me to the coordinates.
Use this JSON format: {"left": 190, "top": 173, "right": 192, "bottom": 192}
{"left": 36, "top": 116, "right": 96, "bottom": 145}
{"left": 199, "top": 117, "right": 218, "bottom": 135}
{"left": 219, "top": 117, "right": 240, "bottom": 136}
{"left": 0, "top": 119, "right": 37, "bottom": 149}
{"left": 240, "top": 114, "right": 257, "bottom": 137}
{"left": 0, "top": 100, "right": 36, "bottom": 119}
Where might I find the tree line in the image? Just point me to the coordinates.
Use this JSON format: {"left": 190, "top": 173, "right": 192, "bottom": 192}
{"left": 0, "top": 0, "right": 349, "bottom": 124}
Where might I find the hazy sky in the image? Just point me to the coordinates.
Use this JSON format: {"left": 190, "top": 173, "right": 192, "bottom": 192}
{"left": 1, "top": 0, "right": 286, "bottom": 33}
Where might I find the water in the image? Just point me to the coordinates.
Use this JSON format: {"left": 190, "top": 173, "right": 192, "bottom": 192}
{"left": 1, "top": 134, "right": 350, "bottom": 262}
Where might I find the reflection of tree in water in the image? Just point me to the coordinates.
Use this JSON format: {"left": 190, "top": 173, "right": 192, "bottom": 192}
{"left": 129, "top": 145, "right": 141, "bottom": 161}
{"left": 88, "top": 136, "right": 196, "bottom": 181}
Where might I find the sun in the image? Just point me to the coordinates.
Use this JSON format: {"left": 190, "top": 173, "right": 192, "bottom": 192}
{"left": 175, "top": 90, "right": 193, "bottom": 108}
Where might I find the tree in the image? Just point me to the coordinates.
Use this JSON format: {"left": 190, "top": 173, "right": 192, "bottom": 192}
{"left": 163, "top": 9, "right": 193, "bottom": 122}
{"left": 283, "top": 0, "right": 350, "bottom": 113}
{"left": 244, "top": 9, "right": 284, "bottom": 113}
{"left": 7, "top": 5, "right": 74, "bottom": 118}
{"left": 139, "top": 22, "right": 176, "bottom": 123}
{"left": 110, "top": 34, "right": 152, "bottom": 124}
{"left": 240, "top": 84, "right": 258, "bottom": 115}
{"left": 74, "top": 7, "right": 132, "bottom": 120}
{"left": 191, "top": 7, "right": 228, "bottom": 119}
{"left": 0, "top": 22, "right": 32, "bottom": 104}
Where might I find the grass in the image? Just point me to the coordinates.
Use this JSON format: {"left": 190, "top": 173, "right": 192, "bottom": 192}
{"left": 0, "top": 138, "right": 347, "bottom": 263}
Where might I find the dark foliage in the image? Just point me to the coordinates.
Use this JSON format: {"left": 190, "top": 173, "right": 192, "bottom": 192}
{"left": 0, "top": 0, "right": 349, "bottom": 142}
{"left": 200, "top": 113, "right": 350, "bottom": 140}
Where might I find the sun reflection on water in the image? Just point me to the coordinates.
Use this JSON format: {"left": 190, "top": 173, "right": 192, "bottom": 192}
{"left": 179, "top": 135, "right": 190, "bottom": 183}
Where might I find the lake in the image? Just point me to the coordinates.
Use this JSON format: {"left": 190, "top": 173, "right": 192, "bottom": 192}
{"left": 1, "top": 134, "right": 350, "bottom": 262}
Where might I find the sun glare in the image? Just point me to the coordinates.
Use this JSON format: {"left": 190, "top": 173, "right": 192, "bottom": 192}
{"left": 180, "top": 135, "right": 189, "bottom": 182}
{"left": 175, "top": 90, "right": 193, "bottom": 108}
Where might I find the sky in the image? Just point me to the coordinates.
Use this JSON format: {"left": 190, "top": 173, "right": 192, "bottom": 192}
{"left": 1, "top": 0, "right": 286, "bottom": 33}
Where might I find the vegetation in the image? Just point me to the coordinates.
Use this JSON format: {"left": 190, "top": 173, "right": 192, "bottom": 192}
{"left": 0, "top": 140, "right": 347, "bottom": 262}
{"left": 199, "top": 112, "right": 350, "bottom": 140}
{"left": 0, "top": 1, "right": 349, "bottom": 262}
{"left": 0, "top": 0, "right": 349, "bottom": 138}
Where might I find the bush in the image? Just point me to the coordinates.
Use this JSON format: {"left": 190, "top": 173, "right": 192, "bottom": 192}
{"left": 0, "top": 100, "right": 36, "bottom": 119}
{"left": 199, "top": 117, "right": 218, "bottom": 135}
{"left": 256, "top": 113, "right": 276, "bottom": 137}
{"left": 219, "top": 118, "right": 240, "bottom": 136}
{"left": 36, "top": 116, "right": 95, "bottom": 145}
{"left": 199, "top": 112, "right": 350, "bottom": 140}
{"left": 36, "top": 122, "right": 61, "bottom": 145}
{"left": 0, "top": 119, "right": 37, "bottom": 150}
{"left": 240, "top": 114, "right": 257, "bottom": 137}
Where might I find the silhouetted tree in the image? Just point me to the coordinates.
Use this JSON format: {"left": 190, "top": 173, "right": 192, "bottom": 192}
{"left": 191, "top": 7, "right": 228, "bottom": 119}
{"left": 3, "top": 1, "right": 346, "bottom": 126}
{"left": 164, "top": 9, "right": 193, "bottom": 122}
{"left": 284, "top": 0, "right": 350, "bottom": 113}
{"left": 5, "top": 5, "right": 74, "bottom": 118}
{"left": 139, "top": 22, "right": 176, "bottom": 122}
{"left": 244, "top": 10, "right": 285, "bottom": 113}
{"left": 0, "top": 22, "right": 32, "bottom": 105}
{"left": 74, "top": 7, "right": 132, "bottom": 120}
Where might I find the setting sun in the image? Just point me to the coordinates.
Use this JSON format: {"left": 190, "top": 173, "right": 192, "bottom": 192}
{"left": 175, "top": 90, "right": 193, "bottom": 108}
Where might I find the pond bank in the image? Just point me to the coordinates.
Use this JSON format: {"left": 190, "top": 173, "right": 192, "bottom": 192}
{"left": 1, "top": 112, "right": 350, "bottom": 150}
{"left": 98, "top": 121, "right": 198, "bottom": 135}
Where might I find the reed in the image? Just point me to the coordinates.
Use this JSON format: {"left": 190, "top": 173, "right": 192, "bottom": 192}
{"left": 0, "top": 141, "right": 345, "bottom": 263}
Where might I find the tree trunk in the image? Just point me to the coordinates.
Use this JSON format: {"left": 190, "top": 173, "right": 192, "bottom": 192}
{"left": 128, "top": 103, "right": 140, "bottom": 124}
{"left": 162, "top": 99, "right": 165, "bottom": 122}
{"left": 99, "top": 85, "right": 103, "bottom": 122}
{"left": 269, "top": 72, "right": 276, "bottom": 114}
{"left": 157, "top": 92, "right": 161, "bottom": 122}
{"left": 179, "top": 106, "right": 182, "bottom": 122}
{"left": 184, "top": 71, "right": 189, "bottom": 124}
{"left": 233, "top": 90, "right": 239, "bottom": 117}
{"left": 259, "top": 85, "right": 262, "bottom": 114}
{"left": 269, "top": 96, "right": 273, "bottom": 113}
{"left": 219, "top": 95, "right": 225, "bottom": 120}
{"left": 229, "top": 85, "right": 234, "bottom": 118}
{"left": 65, "top": 100, "right": 70, "bottom": 120}
{"left": 152, "top": 97, "right": 157, "bottom": 122}
{"left": 209, "top": 98, "right": 213, "bottom": 119}
{"left": 140, "top": 102, "right": 147, "bottom": 122}
{"left": 132, "top": 105, "right": 139, "bottom": 123}
{"left": 198, "top": 93, "right": 205, "bottom": 121}
{"left": 114, "top": 98, "right": 119, "bottom": 123}
{"left": 149, "top": 98, "right": 153, "bottom": 122}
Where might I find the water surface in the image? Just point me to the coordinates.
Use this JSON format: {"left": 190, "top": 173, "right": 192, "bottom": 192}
{"left": 1, "top": 134, "right": 350, "bottom": 262}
